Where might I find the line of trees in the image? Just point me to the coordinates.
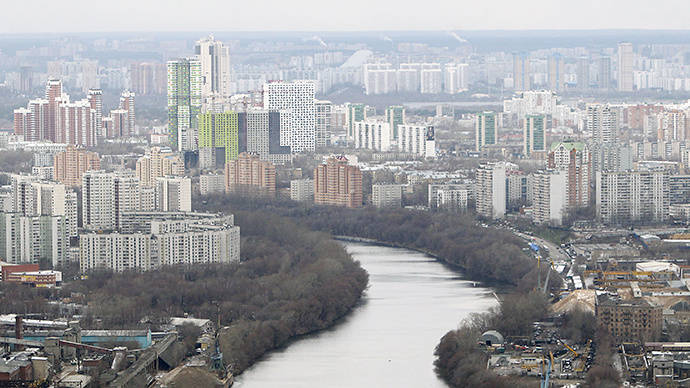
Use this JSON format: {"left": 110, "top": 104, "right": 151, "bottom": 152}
{"left": 62, "top": 209, "right": 368, "bottom": 374}
{"left": 197, "top": 194, "right": 536, "bottom": 286}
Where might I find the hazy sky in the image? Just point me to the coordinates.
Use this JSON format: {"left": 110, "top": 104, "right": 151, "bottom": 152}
{"left": 3, "top": 0, "right": 690, "bottom": 33}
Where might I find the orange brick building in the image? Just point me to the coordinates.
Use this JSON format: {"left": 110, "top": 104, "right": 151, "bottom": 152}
{"left": 314, "top": 156, "right": 362, "bottom": 208}
{"left": 225, "top": 152, "right": 276, "bottom": 196}
{"left": 54, "top": 145, "right": 100, "bottom": 187}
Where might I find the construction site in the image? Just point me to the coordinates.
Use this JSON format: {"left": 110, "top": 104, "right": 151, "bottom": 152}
{"left": 481, "top": 230, "right": 690, "bottom": 387}
{"left": 0, "top": 315, "right": 232, "bottom": 388}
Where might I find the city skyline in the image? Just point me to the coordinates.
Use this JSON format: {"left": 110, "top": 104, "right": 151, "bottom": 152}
{"left": 3, "top": 0, "right": 690, "bottom": 33}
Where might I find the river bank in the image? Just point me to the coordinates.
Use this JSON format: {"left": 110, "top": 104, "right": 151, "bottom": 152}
{"left": 233, "top": 241, "right": 498, "bottom": 387}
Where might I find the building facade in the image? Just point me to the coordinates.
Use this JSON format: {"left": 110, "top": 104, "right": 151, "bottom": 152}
{"left": 224, "top": 152, "right": 276, "bottom": 196}
{"left": 314, "top": 156, "right": 362, "bottom": 208}
{"left": 80, "top": 213, "right": 240, "bottom": 272}
{"left": 53, "top": 145, "right": 100, "bottom": 188}
{"left": 167, "top": 58, "right": 202, "bottom": 150}
{"left": 476, "top": 112, "right": 497, "bottom": 151}
{"left": 596, "top": 170, "right": 670, "bottom": 224}
{"left": 596, "top": 294, "right": 662, "bottom": 343}
{"left": 263, "top": 80, "right": 316, "bottom": 153}
{"left": 372, "top": 184, "right": 402, "bottom": 208}
{"left": 524, "top": 114, "right": 545, "bottom": 156}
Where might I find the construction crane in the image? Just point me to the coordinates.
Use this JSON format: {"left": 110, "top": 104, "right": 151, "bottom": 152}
{"left": 556, "top": 337, "right": 587, "bottom": 372}
{"left": 536, "top": 256, "right": 556, "bottom": 294}
{"left": 542, "top": 258, "right": 556, "bottom": 294}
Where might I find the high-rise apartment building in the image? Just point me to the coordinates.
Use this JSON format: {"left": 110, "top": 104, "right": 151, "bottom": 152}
{"left": 82, "top": 171, "right": 149, "bottom": 231}
{"left": 548, "top": 54, "right": 565, "bottom": 92}
{"left": 588, "top": 104, "right": 620, "bottom": 173}
{"left": 195, "top": 36, "right": 231, "bottom": 99}
{"left": 596, "top": 170, "right": 669, "bottom": 224}
{"left": 225, "top": 152, "right": 276, "bottom": 196}
{"left": 420, "top": 64, "right": 443, "bottom": 94}
{"left": 198, "top": 111, "right": 239, "bottom": 168}
{"left": 428, "top": 183, "right": 471, "bottom": 210}
{"left": 577, "top": 56, "right": 589, "bottom": 91}
{"left": 346, "top": 103, "right": 366, "bottom": 139}
{"left": 618, "top": 43, "right": 634, "bottom": 92}
{"left": 45, "top": 79, "right": 63, "bottom": 143}
{"left": 238, "top": 110, "right": 292, "bottom": 164}
{"left": 353, "top": 121, "right": 391, "bottom": 151}
{"left": 314, "top": 156, "right": 362, "bottom": 208}
{"left": 87, "top": 89, "right": 102, "bottom": 140}
{"left": 443, "top": 64, "right": 469, "bottom": 94}
{"left": 385, "top": 106, "right": 405, "bottom": 141}
{"left": 398, "top": 124, "right": 436, "bottom": 157}
{"left": 19, "top": 65, "right": 33, "bottom": 94}
{"left": 532, "top": 170, "right": 568, "bottom": 225}
{"left": 657, "top": 110, "right": 687, "bottom": 141}
{"left": 156, "top": 177, "right": 192, "bottom": 212}
{"left": 200, "top": 174, "right": 226, "bottom": 195}
{"left": 167, "top": 58, "right": 202, "bottom": 150}
{"left": 56, "top": 100, "right": 96, "bottom": 147}
{"left": 119, "top": 90, "right": 135, "bottom": 136}
{"left": 9, "top": 176, "right": 76, "bottom": 238}
{"left": 13, "top": 107, "right": 31, "bottom": 137}
{"left": 290, "top": 179, "right": 315, "bottom": 202}
{"left": 80, "top": 213, "right": 240, "bottom": 272}
{"left": 53, "top": 145, "right": 100, "bottom": 187}
{"left": 514, "top": 52, "right": 530, "bottom": 91}
{"left": 599, "top": 56, "right": 612, "bottom": 90}
{"left": 0, "top": 213, "right": 68, "bottom": 267}
{"left": 524, "top": 114, "right": 545, "bottom": 156}
{"left": 315, "top": 100, "right": 332, "bottom": 148}
{"left": 548, "top": 141, "right": 591, "bottom": 209}
{"left": 130, "top": 63, "right": 167, "bottom": 95}
{"left": 476, "top": 162, "right": 511, "bottom": 219}
{"left": 476, "top": 111, "right": 497, "bottom": 151}
{"left": 263, "top": 80, "right": 316, "bottom": 153}
{"left": 135, "top": 147, "right": 185, "bottom": 188}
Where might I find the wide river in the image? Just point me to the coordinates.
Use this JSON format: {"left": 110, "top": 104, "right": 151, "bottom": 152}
{"left": 234, "top": 241, "right": 498, "bottom": 387}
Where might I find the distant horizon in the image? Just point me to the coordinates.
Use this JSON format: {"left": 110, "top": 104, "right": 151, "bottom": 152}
{"left": 3, "top": 28, "right": 690, "bottom": 36}
{"left": 4, "top": 0, "right": 690, "bottom": 34}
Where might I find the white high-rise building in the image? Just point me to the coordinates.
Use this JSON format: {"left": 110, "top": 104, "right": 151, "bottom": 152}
{"left": 0, "top": 213, "right": 68, "bottom": 267}
{"left": 618, "top": 42, "right": 634, "bottom": 92}
{"left": 596, "top": 170, "right": 669, "bottom": 224}
{"left": 532, "top": 170, "right": 568, "bottom": 225}
{"left": 156, "top": 176, "right": 192, "bottom": 212}
{"left": 82, "top": 171, "right": 147, "bottom": 231}
{"left": 420, "top": 64, "right": 443, "bottom": 94}
{"left": 476, "top": 162, "right": 514, "bottom": 219}
{"left": 195, "top": 35, "right": 231, "bottom": 98}
{"left": 398, "top": 125, "right": 436, "bottom": 157}
{"left": 353, "top": 121, "right": 392, "bottom": 151}
{"left": 315, "top": 100, "right": 332, "bottom": 148}
{"left": 443, "top": 64, "right": 469, "bottom": 94}
{"left": 263, "top": 80, "right": 316, "bottom": 153}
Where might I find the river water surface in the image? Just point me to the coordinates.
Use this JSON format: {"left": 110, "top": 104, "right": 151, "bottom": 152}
{"left": 234, "top": 241, "right": 498, "bottom": 387}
